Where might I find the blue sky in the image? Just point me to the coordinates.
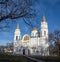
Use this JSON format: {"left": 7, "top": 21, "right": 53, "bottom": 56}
{"left": 0, "top": 0, "right": 60, "bottom": 45}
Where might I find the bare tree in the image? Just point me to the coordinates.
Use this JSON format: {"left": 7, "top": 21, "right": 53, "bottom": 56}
{"left": 0, "top": 0, "right": 37, "bottom": 31}
{"left": 49, "top": 30, "right": 60, "bottom": 56}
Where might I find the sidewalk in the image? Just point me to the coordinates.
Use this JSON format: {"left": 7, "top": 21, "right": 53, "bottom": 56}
{"left": 24, "top": 55, "right": 45, "bottom": 62}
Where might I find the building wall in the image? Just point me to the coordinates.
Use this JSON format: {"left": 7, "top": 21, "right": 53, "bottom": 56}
{"left": 13, "top": 16, "right": 49, "bottom": 56}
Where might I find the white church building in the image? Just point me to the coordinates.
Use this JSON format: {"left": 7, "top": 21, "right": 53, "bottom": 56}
{"left": 13, "top": 16, "right": 49, "bottom": 56}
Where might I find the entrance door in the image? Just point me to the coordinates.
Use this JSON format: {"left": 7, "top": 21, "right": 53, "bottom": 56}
{"left": 23, "top": 49, "right": 25, "bottom": 55}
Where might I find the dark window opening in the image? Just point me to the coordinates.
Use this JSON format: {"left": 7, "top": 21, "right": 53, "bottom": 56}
{"left": 44, "top": 31, "right": 46, "bottom": 36}
{"left": 19, "top": 36, "right": 20, "bottom": 40}
{"left": 16, "top": 36, "right": 18, "bottom": 40}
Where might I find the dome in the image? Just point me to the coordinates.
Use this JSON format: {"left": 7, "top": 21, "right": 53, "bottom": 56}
{"left": 32, "top": 27, "right": 38, "bottom": 31}
{"left": 31, "top": 28, "right": 38, "bottom": 37}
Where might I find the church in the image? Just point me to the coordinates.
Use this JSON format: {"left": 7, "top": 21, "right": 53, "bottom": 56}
{"left": 13, "top": 16, "right": 49, "bottom": 56}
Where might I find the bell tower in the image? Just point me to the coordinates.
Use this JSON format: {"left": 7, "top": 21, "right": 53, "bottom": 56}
{"left": 40, "top": 16, "right": 48, "bottom": 38}
{"left": 13, "top": 24, "right": 22, "bottom": 54}
{"left": 14, "top": 24, "right": 21, "bottom": 41}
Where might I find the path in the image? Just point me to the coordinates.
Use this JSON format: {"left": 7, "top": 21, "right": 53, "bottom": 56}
{"left": 24, "top": 55, "right": 45, "bottom": 62}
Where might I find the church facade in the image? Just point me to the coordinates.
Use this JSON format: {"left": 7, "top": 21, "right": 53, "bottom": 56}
{"left": 13, "top": 16, "right": 49, "bottom": 56}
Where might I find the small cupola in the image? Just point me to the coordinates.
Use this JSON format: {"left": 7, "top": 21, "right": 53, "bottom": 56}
{"left": 31, "top": 27, "right": 38, "bottom": 37}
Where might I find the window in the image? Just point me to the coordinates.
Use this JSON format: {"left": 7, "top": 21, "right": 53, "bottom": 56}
{"left": 40, "top": 31, "right": 42, "bottom": 37}
{"left": 19, "top": 36, "right": 20, "bottom": 40}
{"left": 44, "top": 31, "right": 46, "bottom": 36}
{"left": 16, "top": 36, "right": 18, "bottom": 40}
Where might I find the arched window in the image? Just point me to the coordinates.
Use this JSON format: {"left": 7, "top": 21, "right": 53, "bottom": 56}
{"left": 16, "top": 36, "right": 18, "bottom": 40}
{"left": 44, "top": 31, "right": 46, "bottom": 36}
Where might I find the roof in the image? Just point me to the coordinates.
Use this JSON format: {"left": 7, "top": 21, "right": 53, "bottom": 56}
{"left": 42, "top": 16, "right": 46, "bottom": 22}
{"left": 16, "top": 23, "right": 20, "bottom": 29}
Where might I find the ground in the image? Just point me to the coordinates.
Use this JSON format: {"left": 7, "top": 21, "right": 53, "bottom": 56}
{"left": 0, "top": 52, "right": 60, "bottom": 62}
